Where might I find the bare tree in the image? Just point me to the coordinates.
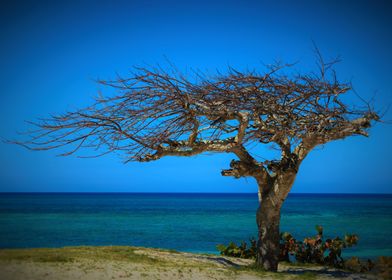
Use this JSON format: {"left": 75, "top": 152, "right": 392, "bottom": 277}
{"left": 12, "top": 57, "right": 379, "bottom": 271}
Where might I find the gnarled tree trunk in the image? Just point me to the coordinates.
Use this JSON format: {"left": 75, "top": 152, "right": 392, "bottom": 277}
{"left": 255, "top": 171, "right": 296, "bottom": 271}
{"left": 256, "top": 198, "right": 281, "bottom": 271}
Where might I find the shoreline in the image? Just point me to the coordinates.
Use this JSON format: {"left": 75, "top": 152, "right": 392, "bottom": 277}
{"left": 0, "top": 246, "right": 387, "bottom": 280}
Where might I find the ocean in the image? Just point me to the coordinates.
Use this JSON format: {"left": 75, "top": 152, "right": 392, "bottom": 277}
{"left": 0, "top": 193, "right": 391, "bottom": 259}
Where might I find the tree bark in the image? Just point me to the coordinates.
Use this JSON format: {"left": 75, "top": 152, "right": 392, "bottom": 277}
{"left": 255, "top": 171, "right": 296, "bottom": 271}
{"left": 255, "top": 197, "right": 281, "bottom": 271}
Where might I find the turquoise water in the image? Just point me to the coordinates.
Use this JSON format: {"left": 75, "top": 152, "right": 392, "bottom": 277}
{"left": 0, "top": 193, "right": 391, "bottom": 259}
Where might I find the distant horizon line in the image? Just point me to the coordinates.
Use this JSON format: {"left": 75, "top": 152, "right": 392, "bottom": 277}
{"left": 0, "top": 192, "right": 391, "bottom": 195}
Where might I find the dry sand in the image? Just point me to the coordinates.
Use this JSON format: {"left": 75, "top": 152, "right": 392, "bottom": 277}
{"left": 0, "top": 246, "right": 384, "bottom": 280}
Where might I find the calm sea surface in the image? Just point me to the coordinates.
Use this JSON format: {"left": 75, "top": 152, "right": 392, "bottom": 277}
{"left": 0, "top": 193, "right": 391, "bottom": 259}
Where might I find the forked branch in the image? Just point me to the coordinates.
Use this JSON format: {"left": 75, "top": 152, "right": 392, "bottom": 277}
{"left": 10, "top": 61, "right": 379, "bottom": 181}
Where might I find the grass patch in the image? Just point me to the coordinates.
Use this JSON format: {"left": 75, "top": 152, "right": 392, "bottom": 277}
{"left": 0, "top": 248, "right": 75, "bottom": 263}
{"left": 293, "top": 271, "right": 317, "bottom": 280}
{"left": 0, "top": 246, "right": 165, "bottom": 265}
{"left": 153, "top": 248, "right": 180, "bottom": 254}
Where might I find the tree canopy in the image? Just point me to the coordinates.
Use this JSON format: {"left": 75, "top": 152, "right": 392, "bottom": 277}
{"left": 17, "top": 60, "right": 378, "bottom": 180}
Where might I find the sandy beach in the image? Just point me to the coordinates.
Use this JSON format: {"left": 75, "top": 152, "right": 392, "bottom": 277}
{"left": 0, "top": 246, "right": 387, "bottom": 280}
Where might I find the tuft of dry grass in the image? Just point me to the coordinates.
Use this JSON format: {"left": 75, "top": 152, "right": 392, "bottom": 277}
{"left": 0, "top": 246, "right": 383, "bottom": 280}
{"left": 0, "top": 246, "right": 163, "bottom": 264}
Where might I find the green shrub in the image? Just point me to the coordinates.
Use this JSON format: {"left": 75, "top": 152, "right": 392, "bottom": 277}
{"left": 216, "top": 238, "right": 257, "bottom": 259}
{"left": 281, "top": 225, "right": 359, "bottom": 268}
{"left": 217, "top": 225, "right": 373, "bottom": 271}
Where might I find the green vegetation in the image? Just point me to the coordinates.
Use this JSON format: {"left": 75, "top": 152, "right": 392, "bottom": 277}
{"left": 153, "top": 248, "right": 180, "bottom": 254}
{"left": 217, "top": 225, "right": 374, "bottom": 272}
{"left": 293, "top": 271, "right": 317, "bottom": 280}
{"left": 216, "top": 238, "right": 257, "bottom": 259}
{"left": 280, "top": 225, "right": 359, "bottom": 268}
{"left": 0, "top": 246, "right": 164, "bottom": 265}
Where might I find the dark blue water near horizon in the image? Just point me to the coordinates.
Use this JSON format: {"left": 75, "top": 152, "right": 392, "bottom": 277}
{"left": 0, "top": 193, "right": 391, "bottom": 259}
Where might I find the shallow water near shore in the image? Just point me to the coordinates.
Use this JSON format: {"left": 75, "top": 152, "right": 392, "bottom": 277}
{"left": 0, "top": 193, "right": 391, "bottom": 258}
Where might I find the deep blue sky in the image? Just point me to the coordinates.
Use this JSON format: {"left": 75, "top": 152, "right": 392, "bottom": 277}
{"left": 0, "top": 0, "right": 391, "bottom": 193}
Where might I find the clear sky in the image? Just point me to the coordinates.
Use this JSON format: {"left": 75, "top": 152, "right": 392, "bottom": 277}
{"left": 0, "top": 0, "right": 391, "bottom": 193}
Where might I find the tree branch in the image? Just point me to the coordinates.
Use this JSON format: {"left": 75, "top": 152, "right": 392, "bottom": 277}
{"left": 12, "top": 62, "right": 379, "bottom": 179}
{"left": 294, "top": 113, "right": 379, "bottom": 161}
